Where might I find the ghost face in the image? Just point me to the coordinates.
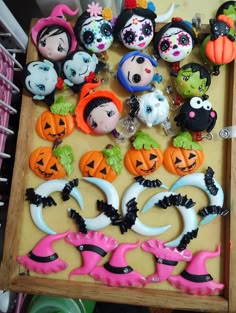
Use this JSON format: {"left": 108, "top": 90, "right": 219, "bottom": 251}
{"left": 79, "top": 16, "right": 113, "bottom": 53}
{"left": 137, "top": 91, "right": 169, "bottom": 127}
{"left": 25, "top": 61, "right": 58, "bottom": 96}
{"left": 121, "top": 55, "right": 155, "bottom": 88}
{"left": 158, "top": 27, "right": 193, "bottom": 62}
{"left": 37, "top": 28, "right": 70, "bottom": 62}
{"left": 120, "top": 14, "right": 154, "bottom": 50}
{"left": 86, "top": 101, "right": 120, "bottom": 134}
{"left": 63, "top": 51, "right": 98, "bottom": 85}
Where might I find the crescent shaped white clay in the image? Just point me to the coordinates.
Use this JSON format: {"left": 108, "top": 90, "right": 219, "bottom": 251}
{"left": 155, "top": 3, "right": 175, "bottom": 23}
{"left": 82, "top": 177, "right": 119, "bottom": 230}
{"left": 170, "top": 173, "right": 224, "bottom": 225}
{"left": 30, "top": 179, "right": 83, "bottom": 235}
{"left": 121, "top": 181, "right": 171, "bottom": 236}
{"left": 142, "top": 191, "right": 198, "bottom": 247}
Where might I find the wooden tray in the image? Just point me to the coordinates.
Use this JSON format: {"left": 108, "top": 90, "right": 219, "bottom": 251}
{"left": 0, "top": 17, "right": 236, "bottom": 313}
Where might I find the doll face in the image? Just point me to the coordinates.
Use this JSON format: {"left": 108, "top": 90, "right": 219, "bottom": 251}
{"left": 86, "top": 101, "right": 120, "bottom": 134}
{"left": 38, "top": 29, "right": 70, "bottom": 61}
{"left": 25, "top": 61, "right": 58, "bottom": 96}
{"left": 121, "top": 55, "right": 154, "bottom": 87}
{"left": 120, "top": 14, "right": 154, "bottom": 50}
{"left": 175, "top": 67, "right": 208, "bottom": 98}
{"left": 158, "top": 27, "right": 193, "bottom": 62}
{"left": 79, "top": 16, "right": 113, "bottom": 53}
{"left": 137, "top": 91, "right": 169, "bottom": 127}
{"left": 63, "top": 51, "right": 98, "bottom": 84}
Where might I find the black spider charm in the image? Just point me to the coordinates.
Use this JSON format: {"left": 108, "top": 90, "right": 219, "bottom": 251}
{"left": 174, "top": 96, "right": 217, "bottom": 133}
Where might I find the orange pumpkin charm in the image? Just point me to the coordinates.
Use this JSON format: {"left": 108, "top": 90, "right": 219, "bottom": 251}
{"left": 29, "top": 145, "right": 74, "bottom": 180}
{"left": 124, "top": 130, "right": 163, "bottom": 176}
{"left": 79, "top": 145, "right": 122, "bottom": 182}
{"left": 163, "top": 131, "right": 204, "bottom": 176}
{"left": 36, "top": 96, "right": 75, "bottom": 141}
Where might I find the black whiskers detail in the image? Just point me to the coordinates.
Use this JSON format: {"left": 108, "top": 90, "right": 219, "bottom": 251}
{"left": 25, "top": 188, "right": 56, "bottom": 208}
{"left": 68, "top": 208, "right": 87, "bottom": 234}
{"left": 62, "top": 178, "right": 79, "bottom": 201}
{"left": 204, "top": 167, "right": 219, "bottom": 196}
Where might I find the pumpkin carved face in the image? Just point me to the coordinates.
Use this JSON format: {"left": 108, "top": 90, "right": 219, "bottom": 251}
{"left": 29, "top": 147, "right": 66, "bottom": 180}
{"left": 36, "top": 111, "right": 74, "bottom": 141}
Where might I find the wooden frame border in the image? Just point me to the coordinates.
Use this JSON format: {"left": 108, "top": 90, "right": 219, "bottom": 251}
{"left": 0, "top": 20, "right": 235, "bottom": 312}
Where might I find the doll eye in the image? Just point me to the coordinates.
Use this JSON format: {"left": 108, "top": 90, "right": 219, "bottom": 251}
{"left": 145, "top": 105, "right": 152, "bottom": 113}
{"left": 123, "top": 30, "right": 136, "bottom": 44}
{"left": 190, "top": 97, "right": 203, "bottom": 109}
{"left": 91, "top": 120, "right": 97, "bottom": 129}
{"left": 58, "top": 44, "right": 66, "bottom": 53}
{"left": 142, "top": 23, "right": 152, "bottom": 37}
{"left": 160, "top": 39, "right": 170, "bottom": 52}
{"left": 83, "top": 57, "right": 90, "bottom": 63}
{"left": 132, "top": 74, "right": 141, "bottom": 83}
{"left": 70, "top": 69, "right": 76, "bottom": 77}
{"left": 39, "top": 39, "right": 46, "bottom": 47}
{"left": 157, "top": 96, "right": 164, "bottom": 101}
{"left": 107, "top": 110, "right": 115, "bottom": 117}
{"left": 83, "top": 31, "right": 94, "bottom": 44}
{"left": 203, "top": 100, "right": 212, "bottom": 110}
{"left": 39, "top": 66, "right": 49, "bottom": 71}
{"left": 101, "top": 23, "right": 112, "bottom": 37}
{"left": 183, "top": 75, "right": 190, "bottom": 81}
{"left": 136, "top": 57, "right": 144, "bottom": 64}
{"left": 36, "top": 84, "right": 45, "bottom": 91}
{"left": 178, "top": 33, "right": 190, "bottom": 46}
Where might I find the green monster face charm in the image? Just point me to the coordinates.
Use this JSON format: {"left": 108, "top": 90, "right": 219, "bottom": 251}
{"left": 174, "top": 63, "right": 211, "bottom": 99}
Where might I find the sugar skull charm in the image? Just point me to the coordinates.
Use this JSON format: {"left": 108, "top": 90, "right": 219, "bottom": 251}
{"left": 31, "top": 4, "right": 78, "bottom": 62}
{"left": 117, "top": 51, "right": 162, "bottom": 93}
{"left": 74, "top": 2, "right": 113, "bottom": 57}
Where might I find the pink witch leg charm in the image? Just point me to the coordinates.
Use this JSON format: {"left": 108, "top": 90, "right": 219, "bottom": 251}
{"left": 17, "top": 230, "right": 70, "bottom": 274}
{"left": 90, "top": 241, "right": 146, "bottom": 287}
{"left": 141, "top": 239, "right": 192, "bottom": 284}
{"left": 65, "top": 230, "right": 118, "bottom": 279}
{"left": 168, "top": 244, "right": 224, "bottom": 295}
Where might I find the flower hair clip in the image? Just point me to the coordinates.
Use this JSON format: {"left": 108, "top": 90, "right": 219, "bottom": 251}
{"left": 124, "top": 0, "right": 156, "bottom": 12}
{"left": 87, "top": 1, "right": 113, "bottom": 20}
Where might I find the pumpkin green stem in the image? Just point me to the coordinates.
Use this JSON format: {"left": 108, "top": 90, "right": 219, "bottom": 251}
{"left": 132, "top": 130, "right": 160, "bottom": 150}
{"left": 102, "top": 144, "right": 123, "bottom": 175}
{"left": 173, "top": 131, "right": 202, "bottom": 150}
{"left": 50, "top": 96, "right": 76, "bottom": 115}
{"left": 53, "top": 145, "right": 74, "bottom": 175}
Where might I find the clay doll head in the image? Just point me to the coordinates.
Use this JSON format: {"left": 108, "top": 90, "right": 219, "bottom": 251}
{"left": 75, "top": 81, "right": 122, "bottom": 135}
{"left": 153, "top": 17, "right": 196, "bottom": 73}
{"left": 116, "top": 50, "right": 160, "bottom": 93}
{"left": 31, "top": 4, "right": 78, "bottom": 62}
{"left": 175, "top": 63, "right": 211, "bottom": 99}
{"left": 74, "top": 2, "right": 114, "bottom": 55}
{"left": 113, "top": 0, "right": 157, "bottom": 51}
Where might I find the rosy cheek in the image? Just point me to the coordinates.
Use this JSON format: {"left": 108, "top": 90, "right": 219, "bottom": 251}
{"left": 189, "top": 111, "right": 195, "bottom": 118}
{"left": 210, "top": 111, "right": 216, "bottom": 118}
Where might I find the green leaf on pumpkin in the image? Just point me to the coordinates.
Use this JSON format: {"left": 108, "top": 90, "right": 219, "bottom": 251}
{"left": 102, "top": 145, "right": 123, "bottom": 175}
{"left": 53, "top": 145, "right": 74, "bottom": 175}
{"left": 173, "top": 131, "right": 202, "bottom": 150}
{"left": 50, "top": 96, "right": 76, "bottom": 115}
{"left": 132, "top": 130, "right": 160, "bottom": 150}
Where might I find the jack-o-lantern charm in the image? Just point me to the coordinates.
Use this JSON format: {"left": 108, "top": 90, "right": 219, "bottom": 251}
{"left": 29, "top": 145, "right": 74, "bottom": 180}
{"left": 79, "top": 144, "right": 122, "bottom": 182}
{"left": 124, "top": 130, "right": 163, "bottom": 176}
{"left": 163, "top": 131, "right": 204, "bottom": 176}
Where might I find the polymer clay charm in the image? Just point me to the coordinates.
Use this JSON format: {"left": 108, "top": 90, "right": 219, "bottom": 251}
{"left": 23, "top": 59, "right": 61, "bottom": 105}
{"left": 124, "top": 130, "right": 163, "bottom": 176}
{"left": 141, "top": 239, "right": 192, "bottom": 283}
{"left": 90, "top": 241, "right": 146, "bottom": 287}
{"left": 174, "top": 96, "right": 217, "bottom": 140}
{"left": 36, "top": 97, "right": 75, "bottom": 141}
{"left": 29, "top": 144, "right": 74, "bottom": 180}
{"left": 17, "top": 230, "right": 70, "bottom": 274}
{"left": 63, "top": 50, "right": 105, "bottom": 92}
{"left": 168, "top": 244, "right": 224, "bottom": 295}
{"left": 163, "top": 131, "right": 204, "bottom": 176}
{"left": 79, "top": 144, "right": 122, "bottom": 182}
{"left": 116, "top": 50, "right": 162, "bottom": 93}
{"left": 201, "top": 14, "right": 236, "bottom": 75}
{"left": 74, "top": 2, "right": 113, "bottom": 59}
{"left": 153, "top": 17, "right": 196, "bottom": 74}
{"left": 113, "top": 0, "right": 157, "bottom": 51}
{"left": 75, "top": 80, "right": 122, "bottom": 135}
{"left": 65, "top": 230, "right": 118, "bottom": 279}
{"left": 173, "top": 63, "right": 211, "bottom": 105}
{"left": 31, "top": 4, "right": 78, "bottom": 62}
